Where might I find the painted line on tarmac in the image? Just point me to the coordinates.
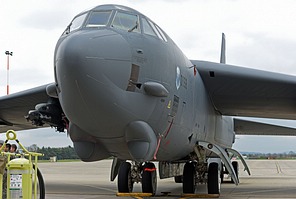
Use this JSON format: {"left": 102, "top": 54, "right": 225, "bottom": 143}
{"left": 275, "top": 161, "right": 282, "bottom": 174}
{"left": 117, "top": 193, "right": 219, "bottom": 198}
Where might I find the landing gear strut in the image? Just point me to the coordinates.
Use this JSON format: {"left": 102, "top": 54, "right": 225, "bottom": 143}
{"left": 231, "top": 161, "right": 239, "bottom": 183}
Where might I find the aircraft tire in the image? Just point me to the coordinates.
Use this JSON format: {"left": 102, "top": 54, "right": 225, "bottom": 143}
{"left": 183, "top": 162, "right": 196, "bottom": 193}
{"left": 142, "top": 162, "right": 157, "bottom": 196}
{"left": 118, "top": 162, "right": 133, "bottom": 193}
{"left": 207, "top": 162, "right": 220, "bottom": 194}
{"left": 231, "top": 161, "right": 239, "bottom": 183}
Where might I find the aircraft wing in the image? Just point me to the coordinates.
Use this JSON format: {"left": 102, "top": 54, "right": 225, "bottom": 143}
{"left": 192, "top": 60, "right": 296, "bottom": 120}
{"left": 0, "top": 84, "right": 51, "bottom": 133}
{"left": 234, "top": 118, "right": 296, "bottom": 136}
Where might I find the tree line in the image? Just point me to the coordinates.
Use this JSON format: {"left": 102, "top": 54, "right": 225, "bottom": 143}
{"left": 27, "top": 144, "right": 79, "bottom": 160}
{"left": 242, "top": 151, "right": 296, "bottom": 159}
{"left": 24, "top": 145, "right": 296, "bottom": 160}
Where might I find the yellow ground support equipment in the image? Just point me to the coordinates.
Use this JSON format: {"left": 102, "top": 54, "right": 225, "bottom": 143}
{"left": 0, "top": 130, "right": 44, "bottom": 199}
{"left": 7, "top": 158, "right": 32, "bottom": 198}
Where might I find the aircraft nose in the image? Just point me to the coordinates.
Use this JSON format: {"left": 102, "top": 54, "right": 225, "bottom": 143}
{"left": 54, "top": 30, "right": 132, "bottom": 129}
{"left": 55, "top": 30, "right": 132, "bottom": 88}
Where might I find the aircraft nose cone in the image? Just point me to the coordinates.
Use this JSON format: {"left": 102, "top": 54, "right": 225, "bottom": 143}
{"left": 54, "top": 30, "right": 132, "bottom": 130}
{"left": 55, "top": 30, "right": 131, "bottom": 85}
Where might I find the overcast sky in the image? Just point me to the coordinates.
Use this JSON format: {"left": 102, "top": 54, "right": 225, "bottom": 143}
{"left": 1, "top": 0, "right": 296, "bottom": 153}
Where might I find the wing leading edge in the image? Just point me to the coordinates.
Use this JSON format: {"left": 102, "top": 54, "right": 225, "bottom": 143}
{"left": 0, "top": 84, "right": 51, "bottom": 133}
{"left": 192, "top": 60, "right": 296, "bottom": 120}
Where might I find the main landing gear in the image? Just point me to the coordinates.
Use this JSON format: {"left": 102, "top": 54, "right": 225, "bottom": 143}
{"left": 207, "top": 162, "right": 220, "bottom": 194}
{"left": 117, "top": 161, "right": 157, "bottom": 196}
{"left": 181, "top": 160, "right": 221, "bottom": 195}
{"left": 183, "top": 162, "right": 196, "bottom": 193}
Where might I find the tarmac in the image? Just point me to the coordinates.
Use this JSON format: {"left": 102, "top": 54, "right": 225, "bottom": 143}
{"left": 38, "top": 159, "right": 296, "bottom": 199}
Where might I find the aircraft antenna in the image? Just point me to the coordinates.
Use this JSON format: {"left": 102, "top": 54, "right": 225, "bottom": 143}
{"left": 220, "top": 33, "right": 226, "bottom": 64}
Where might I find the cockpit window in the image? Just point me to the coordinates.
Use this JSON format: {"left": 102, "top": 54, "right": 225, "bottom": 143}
{"left": 111, "top": 12, "right": 140, "bottom": 33}
{"left": 142, "top": 18, "right": 157, "bottom": 37}
{"left": 85, "top": 11, "right": 112, "bottom": 27}
{"left": 155, "top": 24, "right": 168, "bottom": 42}
{"left": 64, "top": 13, "right": 87, "bottom": 34}
{"left": 141, "top": 17, "right": 167, "bottom": 42}
{"left": 148, "top": 20, "right": 165, "bottom": 42}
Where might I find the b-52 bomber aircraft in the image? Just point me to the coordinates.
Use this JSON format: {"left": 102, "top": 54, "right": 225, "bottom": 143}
{"left": 1, "top": 4, "right": 296, "bottom": 196}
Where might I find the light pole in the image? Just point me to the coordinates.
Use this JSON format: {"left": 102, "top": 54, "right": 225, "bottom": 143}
{"left": 5, "top": 51, "right": 13, "bottom": 95}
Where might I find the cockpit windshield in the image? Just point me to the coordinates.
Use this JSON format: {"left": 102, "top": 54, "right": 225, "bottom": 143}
{"left": 111, "top": 12, "right": 140, "bottom": 32}
{"left": 63, "top": 8, "right": 143, "bottom": 35}
{"left": 85, "top": 11, "right": 112, "bottom": 27}
{"left": 64, "top": 13, "right": 87, "bottom": 34}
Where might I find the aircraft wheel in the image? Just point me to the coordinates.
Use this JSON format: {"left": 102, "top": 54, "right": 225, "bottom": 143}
{"left": 142, "top": 162, "right": 157, "bottom": 196}
{"left": 118, "top": 162, "right": 133, "bottom": 193}
{"left": 231, "top": 161, "right": 239, "bottom": 183}
{"left": 207, "top": 162, "right": 220, "bottom": 194}
{"left": 174, "top": 175, "right": 183, "bottom": 183}
{"left": 183, "top": 162, "right": 196, "bottom": 193}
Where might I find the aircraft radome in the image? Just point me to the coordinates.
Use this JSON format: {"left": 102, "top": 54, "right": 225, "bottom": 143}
{"left": 1, "top": 4, "right": 296, "bottom": 196}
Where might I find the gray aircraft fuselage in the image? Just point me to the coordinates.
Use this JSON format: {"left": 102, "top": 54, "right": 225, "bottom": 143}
{"left": 54, "top": 4, "right": 234, "bottom": 162}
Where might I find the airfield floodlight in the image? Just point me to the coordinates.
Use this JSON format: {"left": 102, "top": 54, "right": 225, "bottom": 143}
{"left": 5, "top": 50, "right": 13, "bottom": 95}
{"left": 5, "top": 51, "right": 13, "bottom": 56}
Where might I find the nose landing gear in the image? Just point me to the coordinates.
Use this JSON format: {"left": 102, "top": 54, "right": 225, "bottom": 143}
{"left": 117, "top": 161, "right": 157, "bottom": 196}
{"left": 117, "top": 162, "right": 134, "bottom": 193}
{"left": 142, "top": 162, "right": 157, "bottom": 195}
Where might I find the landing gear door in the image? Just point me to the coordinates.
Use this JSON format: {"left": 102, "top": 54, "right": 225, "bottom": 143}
{"left": 227, "top": 148, "right": 251, "bottom": 175}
